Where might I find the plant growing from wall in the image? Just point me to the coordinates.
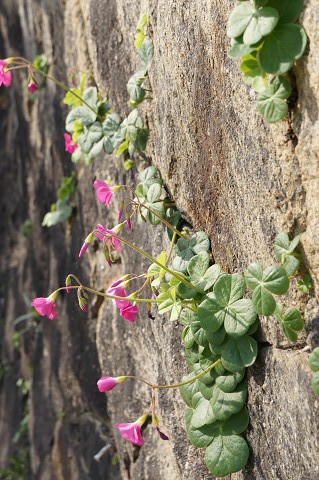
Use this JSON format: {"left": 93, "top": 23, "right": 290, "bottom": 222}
{"left": 1, "top": 9, "right": 315, "bottom": 479}
{"left": 227, "top": 0, "right": 307, "bottom": 122}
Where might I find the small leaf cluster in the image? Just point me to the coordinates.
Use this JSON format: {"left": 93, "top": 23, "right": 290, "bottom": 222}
{"left": 134, "top": 166, "right": 181, "bottom": 229}
{"left": 245, "top": 232, "right": 305, "bottom": 340}
{"left": 116, "top": 13, "right": 154, "bottom": 165}
{"left": 42, "top": 174, "right": 76, "bottom": 227}
{"left": 309, "top": 348, "right": 319, "bottom": 396}
{"left": 65, "top": 80, "right": 121, "bottom": 165}
{"left": 227, "top": 0, "right": 307, "bottom": 123}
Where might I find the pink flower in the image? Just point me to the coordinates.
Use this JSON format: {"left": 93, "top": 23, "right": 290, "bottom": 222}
{"left": 64, "top": 133, "right": 78, "bottom": 154}
{"left": 126, "top": 218, "right": 132, "bottom": 232}
{"left": 97, "top": 376, "right": 127, "bottom": 392}
{"left": 95, "top": 224, "right": 121, "bottom": 251}
{"left": 0, "top": 59, "right": 12, "bottom": 87}
{"left": 106, "top": 280, "right": 128, "bottom": 308}
{"left": 79, "top": 241, "right": 89, "bottom": 257}
{"left": 28, "top": 79, "right": 38, "bottom": 94}
{"left": 31, "top": 296, "right": 57, "bottom": 320}
{"left": 119, "top": 302, "right": 139, "bottom": 323}
{"left": 94, "top": 180, "right": 113, "bottom": 206}
{"left": 115, "top": 415, "right": 148, "bottom": 446}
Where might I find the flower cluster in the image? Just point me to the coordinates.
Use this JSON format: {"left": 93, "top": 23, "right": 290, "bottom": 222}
{"left": 106, "top": 278, "right": 138, "bottom": 323}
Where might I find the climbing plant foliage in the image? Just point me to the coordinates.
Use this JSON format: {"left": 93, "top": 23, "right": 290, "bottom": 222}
{"left": 227, "top": 0, "right": 307, "bottom": 122}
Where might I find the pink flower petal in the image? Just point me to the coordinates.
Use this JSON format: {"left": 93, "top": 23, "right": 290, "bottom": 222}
{"left": 115, "top": 421, "right": 144, "bottom": 446}
{"left": 119, "top": 303, "right": 139, "bottom": 323}
{"left": 97, "top": 376, "right": 118, "bottom": 392}
{"left": 31, "top": 297, "right": 57, "bottom": 320}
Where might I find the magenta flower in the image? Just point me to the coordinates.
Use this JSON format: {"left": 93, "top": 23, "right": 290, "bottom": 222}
{"left": 94, "top": 180, "right": 113, "bottom": 206}
{"left": 31, "top": 295, "right": 58, "bottom": 320}
{"left": 64, "top": 133, "right": 78, "bottom": 154}
{"left": 28, "top": 79, "right": 38, "bottom": 94}
{"left": 106, "top": 280, "right": 128, "bottom": 308}
{"left": 119, "top": 302, "right": 139, "bottom": 323}
{"left": 95, "top": 224, "right": 121, "bottom": 251}
{"left": 115, "top": 414, "right": 148, "bottom": 446}
{"left": 0, "top": 59, "right": 12, "bottom": 87}
{"left": 126, "top": 218, "right": 132, "bottom": 232}
{"left": 97, "top": 376, "right": 127, "bottom": 392}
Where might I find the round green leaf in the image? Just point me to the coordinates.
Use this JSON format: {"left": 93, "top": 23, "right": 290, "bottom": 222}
{"left": 179, "top": 374, "right": 200, "bottom": 407}
{"left": 227, "top": 2, "right": 278, "bottom": 44}
{"left": 211, "top": 382, "right": 247, "bottom": 421}
{"left": 258, "top": 24, "right": 307, "bottom": 74}
{"left": 191, "top": 398, "right": 217, "bottom": 428}
{"left": 207, "top": 326, "right": 226, "bottom": 346}
{"left": 184, "top": 344, "right": 199, "bottom": 367}
{"left": 191, "top": 321, "right": 209, "bottom": 347}
{"left": 240, "top": 53, "right": 267, "bottom": 92}
{"left": 185, "top": 408, "right": 215, "bottom": 448}
{"left": 309, "top": 348, "right": 319, "bottom": 373}
{"left": 257, "top": 76, "right": 291, "bottom": 123}
{"left": 198, "top": 296, "right": 225, "bottom": 332}
{"left": 263, "top": 265, "right": 289, "bottom": 294}
{"left": 213, "top": 274, "right": 246, "bottom": 306}
{"left": 221, "top": 406, "right": 249, "bottom": 435}
{"left": 198, "top": 381, "right": 215, "bottom": 400}
{"left": 228, "top": 36, "right": 260, "bottom": 58}
{"left": 215, "top": 370, "right": 245, "bottom": 393}
{"left": 205, "top": 435, "right": 249, "bottom": 477}
{"left": 187, "top": 252, "right": 211, "bottom": 281}
{"left": 190, "top": 232, "right": 210, "bottom": 254}
{"left": 193, "top": 363, "right": 218, "bottom": 385}
{"left": 252, "top": 285, "right": 276, "bottom": 315}
{"left": 222, "top": 335, "right": 258, "bottom": 372}
{"left": 245, "top": 262, "right": 263, "bottom": 289}
{"left": 266, "top": 0, "right": 304, "bottom": 24}
{"left": 225, "top": 299, "right": 257, "bottom": 337}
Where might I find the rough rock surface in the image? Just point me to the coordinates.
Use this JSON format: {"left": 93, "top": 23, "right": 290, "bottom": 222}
{"left": 0, "top": 1, "right": 318, "bottom": 479}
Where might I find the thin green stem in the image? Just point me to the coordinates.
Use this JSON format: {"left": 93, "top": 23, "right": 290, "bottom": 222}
{"left": 56, "top": 285, "right": 161, "bottom": 304}
{"left": 111, "top": 233, "right": 205, "bottom": 295}
{"left": 124, "top": 359, "right": 222, "bottom": 390}
{"left": 167, "top": 231, "right": 177, "bottom": 263}
{"left": 133, "top": 200, "right": 187, "bottom": 239}
{"left": 32, "top": 64, "right": 101, "bottom": 120}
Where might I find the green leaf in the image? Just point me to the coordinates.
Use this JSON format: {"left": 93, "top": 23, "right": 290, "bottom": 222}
{"left": 71, "top": 148, "right": 81, "bottom": 163}
{"left": 140, "top": 166, "right": 158, "bottom": 181}
{"left": 127, "top": 72, "right": 146, "bottom": 103}
{"left": 82, "top": 86, "right": 98, "bottom": 109}
{"left": 257, "top": 76, "right": 291, "bottom": 123}
{"left": 180, "top": 374, "right": 200, "bottom": 407}
{"left": 282, "top": 255, "right": 300, "bottom": 277}
{"left": 278, "top": 307, "right": 304, "bottom": 341}
{"left": 187, "top": 252, "right": 210, "bottom": 280}
{"left": 215, "top": 370, "right": 245, "bottom": 393}
{"left": 42, "top": 200, "right": 72, "bottom": 227}
{"left": 240, "top": 53, "right": 267, "bottom": 92}
{"left": 213, "top": 274, "right": 246, "bottom": 306}
{"left": 191, "top": 398, "right": 217, "bottom": 428}
{"left": 198, "top": 296, "right": 225, "bottom": 333}
{"left": 311, "top": 372, "right": 319, "bottom": 396}
{"left": 63, "top": 88, "right": 83, "bottom": 107}
{"left": 190, "top": 232, "right": 210, "bottom": 254}
{"left": 274, "top": 232, "right": 301, "bottom": 261}
{"left": 191, "top": 321, "right": 209, "bottom": 347}
{"left": 180, "top": 309, "right": 197, "bottom": 326}
{"left": 184, "top": 344, "right": 200, "bottom": 367}
{"left": 227, "top": 2, "right": 279, "bottom": 44}
{"left": 228, "top": 36, "right": 259, "bottom": 58}
{"left": 225, "top": 299, "right": 257, "bottom": 337}
{"left": 146, "top": 183, "right": 162, "bottom": 203}
{"left": 211, "top": 382, "right": 247, "bottom": 421}
{"left": 185, "top": 408, "right": 215, "bottom": 448}
{"left": 258, "top": 24, "right": 307, "bottom": 75}
{"left": 207, "top": 326, "right": 226, "bottom": 346}
{"left": 139, "top": 37, "right": 154, "bottom": 69}
{"left": 222, "top": 335, "right": 258, "bottom": 372}
{"left": 65, "top": 106, "right": 97, "bottom": 132}
{"left": 266, "top": 0, "right": 304, "bottom": 24}
{"left": 205, "top": 435, "right": 249, "bottom": 477}
{"left": 252, "top": 285, "right": 277, "bottom": 315}
{"left": 246, "top": 262, "right": 289, "bottom": 314}
{"left": 193, "top": 362, "right": 218, "bottom": 386}
{"left": 297, "top": 274, "right": 312, "bottom": 293}
{"left": 116, "top": 140, "right": 129, "bottom": 156}
{"left": 182, "top": 326, "right": 195, "bottom": 349}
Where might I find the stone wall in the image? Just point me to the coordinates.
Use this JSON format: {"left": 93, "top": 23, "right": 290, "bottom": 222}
{"left": 0, "top": 1, "right": 318, "bottom": 479}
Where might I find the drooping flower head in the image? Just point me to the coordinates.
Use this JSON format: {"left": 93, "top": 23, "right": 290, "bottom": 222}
{"left": 28, "top": 79, "right": 38, "bottom": 94}
{"left": 31, "top": 292, "right": 58, "bottom": 320}
{"left": 0, "top": 59, "right": 12, "bottom": 87}
{"left": 64, "top": 133, "right": 78, "bottom": 154}
{"left": 115, "top": 414, "right": 148, "bottom": 446}
{"left": 77, "top": 288, "right": 88, "bottom": 312}
{"left": 119, "top": 302, "right": 139, "bottom": 323}
{"left": 93, "top": 180, "right": 122, "bottom": 207}
{"left": 97, "top": 376, "right": 127, "bottom": 392}
{"left": 152, "top": 414, "right": 169, "bottom": 441}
